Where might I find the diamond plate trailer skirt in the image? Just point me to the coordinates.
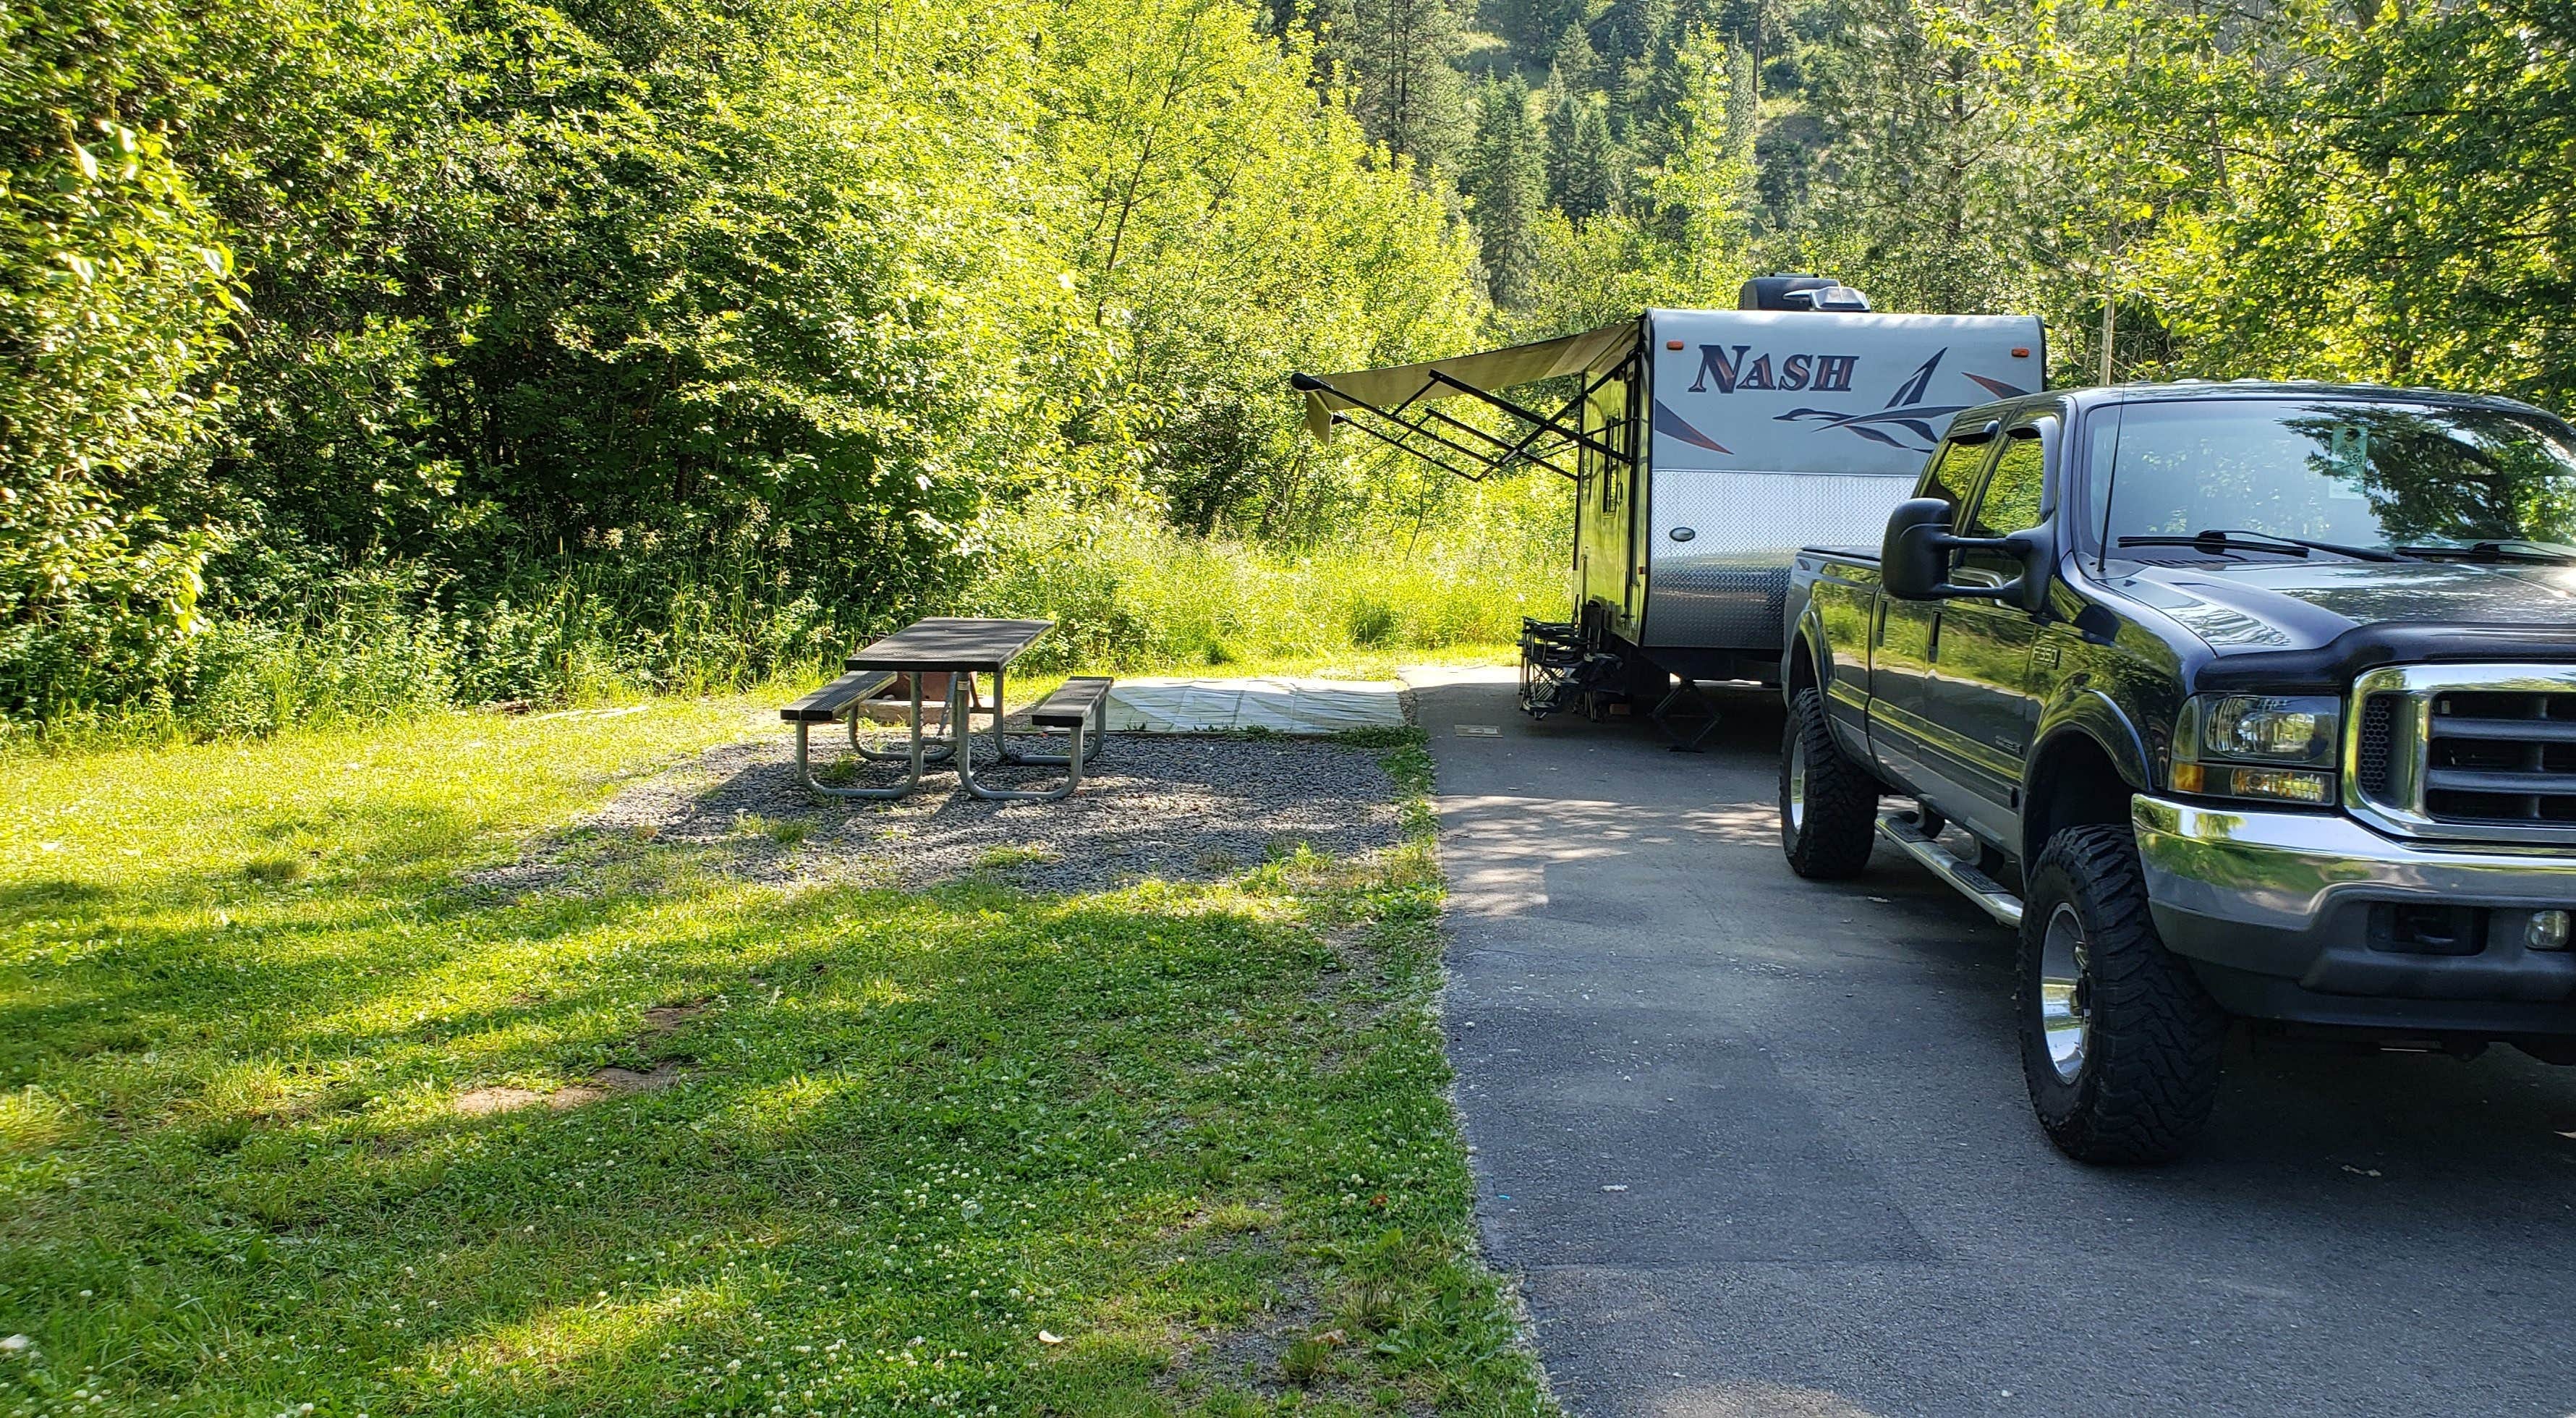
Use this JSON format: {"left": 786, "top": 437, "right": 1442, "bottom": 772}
{"left": 1643, "top": 467, "right": 1918, "bottom": 654}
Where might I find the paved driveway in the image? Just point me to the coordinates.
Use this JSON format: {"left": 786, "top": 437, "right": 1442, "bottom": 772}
{"left": 1407, "top": 666, "right": 2576, "bottom": 1417}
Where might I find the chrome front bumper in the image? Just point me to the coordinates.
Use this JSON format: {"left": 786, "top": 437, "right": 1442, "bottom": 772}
{"left": 2130, "top": 794, "right": 2576, "bottom": 1029}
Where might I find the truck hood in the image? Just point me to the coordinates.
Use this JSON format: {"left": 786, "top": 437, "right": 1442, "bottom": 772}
{"left": 2114, "top": 559, "right": 2576, "bottom": 652}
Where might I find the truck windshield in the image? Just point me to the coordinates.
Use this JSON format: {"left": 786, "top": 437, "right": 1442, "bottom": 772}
{"left": 2098, "top": 399, "right": 2576, "bottom": 560}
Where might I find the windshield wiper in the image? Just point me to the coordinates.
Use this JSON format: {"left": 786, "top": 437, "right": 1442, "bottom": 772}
{"left": 2393, "top": 540, "right": 2576, "bottom": 564}
{"left": 2117, "top": 528, "right": 2404, "bottom": 563}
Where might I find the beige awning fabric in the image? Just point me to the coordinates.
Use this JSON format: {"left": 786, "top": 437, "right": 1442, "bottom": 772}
{"left": 1299, "top": 320, "right": 1638, "bottom": 441}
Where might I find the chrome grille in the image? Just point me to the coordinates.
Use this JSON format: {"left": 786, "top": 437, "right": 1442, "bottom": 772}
{"left": 2346, "top": 663, "right": 2576, "bottom": 846}
{"left": 2424, "top": 690, "right": 2576, "bottom": 824}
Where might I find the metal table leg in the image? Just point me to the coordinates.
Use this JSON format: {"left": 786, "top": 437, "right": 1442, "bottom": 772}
{"left": 989, "top": 666, "right": 1022, "bottom": 764}
{"left": 849, "top": 710, "right": 956, "bottom": 765}
{"left": 957, "top": 674, "right": 1087, "bottom": 802}
{"left": 1009, "top": 695, "right": 1105, "bottom": 768}
{"left": 847, "top": 674, "right": 958, "bottom": 764}
{"left": 797, "top": 679, "right": 927, "bottom": 799}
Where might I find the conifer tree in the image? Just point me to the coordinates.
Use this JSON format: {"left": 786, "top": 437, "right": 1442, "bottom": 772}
{"left": 1546, "top": 98, "right": 1625, "bottom": 220}
{"left": 1328, "top": 0, "right": 1475, "bottom": 169}
{"left": 1463, "top": 78, "right": 1551, "bottom": 305}
{"left": 1550, "top": 19, "right": 1604, "bottom": 90}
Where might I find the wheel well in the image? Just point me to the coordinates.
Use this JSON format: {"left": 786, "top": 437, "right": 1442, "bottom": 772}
{"left": 1786, "top": 633, "right": 1820, "bottom": 698}
{"left": 2020, "top": 731, "right": 2135, "bottom": 867}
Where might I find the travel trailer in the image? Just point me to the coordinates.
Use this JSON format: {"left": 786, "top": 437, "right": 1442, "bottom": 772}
{"left": 1293, "top": 276, "right": 2045, "bottom": 732}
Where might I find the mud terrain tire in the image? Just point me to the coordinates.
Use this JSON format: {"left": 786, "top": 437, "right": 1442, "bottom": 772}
{"left": 2018, "top": 823, "right": 2229, "bottom": 1163}
{"left": 1780, "top": 689, "right": 1879, "bottom": 880}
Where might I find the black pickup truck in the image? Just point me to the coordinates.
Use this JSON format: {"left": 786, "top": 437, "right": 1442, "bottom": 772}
{"left": 1781, "top": 381, "right": 2576, "bottom": 1162}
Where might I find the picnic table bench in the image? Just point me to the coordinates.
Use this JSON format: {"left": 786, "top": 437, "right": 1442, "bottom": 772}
{"left": 779, "top": 618, "right": 1113, "bottom": 802}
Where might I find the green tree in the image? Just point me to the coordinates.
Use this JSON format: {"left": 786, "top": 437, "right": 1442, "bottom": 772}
{"left": 1551, "top": 18, "right": 1606, "bottom": 90}
{"left": 1047, "top": 0, "right": 1482, "bottom": 531}
{"left": 0, "top": 0, "right": 1495, "bottom": 721}
{"left": 1465, "top": 78, "right": 1552, "bottom": 307}
{"left": 1546, "top": 95, "right": 1625, "bottom": 219}
{"left": 2140, "top": 0, "right": 2576, "bottom": 407}
{"left": 1786, "top": 0, "right": 2053, "bottom": 314}
{"left": 0, "top": 0, "right": 240, "bottom": 714}
{"left": 1325, "top": 0, "right": 1476, "bottom": 169}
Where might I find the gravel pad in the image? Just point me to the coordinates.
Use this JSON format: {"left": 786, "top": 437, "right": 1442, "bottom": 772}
{"left": 499, "top": 731, "right": 1408, "bottom": 896}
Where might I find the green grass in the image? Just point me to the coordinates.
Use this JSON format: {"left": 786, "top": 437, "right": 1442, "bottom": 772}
{"left": 9, "top": 504, "right": 1561, "bottom": 752}
{"left": 966, "top": 509, "right": 1565, "bottom": 679}
{"left": 0, "top": 696, "right": 1550, "bottom": 1414}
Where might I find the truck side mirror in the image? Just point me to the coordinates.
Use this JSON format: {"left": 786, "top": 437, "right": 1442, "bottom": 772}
{"left": 1880, "top": 497, "right": 2036, "bottom": 603}
{"left": 1882, "top": 498, "right": 1960, "bottom": 600}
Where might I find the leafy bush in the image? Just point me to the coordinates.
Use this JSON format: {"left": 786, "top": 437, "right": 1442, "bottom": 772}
{"left": 0, "top": 0, "right": 1486, "bottom": 734}
{"left": 959, "top": 481, "right": 1565, "bottom": 673}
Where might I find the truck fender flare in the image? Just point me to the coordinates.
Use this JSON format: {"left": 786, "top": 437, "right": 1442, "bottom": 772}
{"left": 1785, "top": 603, "right": 1832, "bottom": 703}
{"left": 2030, "top": 685, "right": 2152, "bottom": 793}
{"left": 1789, "top": 606, "right": 1876, "bottom": 766}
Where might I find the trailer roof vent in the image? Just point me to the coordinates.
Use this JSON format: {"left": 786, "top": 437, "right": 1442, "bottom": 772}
{"left": 1739, "top": 274, "right": 1872, "bottom": 313}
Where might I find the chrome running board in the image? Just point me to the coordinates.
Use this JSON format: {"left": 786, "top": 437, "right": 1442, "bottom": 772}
{"left": 1876, "top": 811, "right": 2025, "bottom": 927}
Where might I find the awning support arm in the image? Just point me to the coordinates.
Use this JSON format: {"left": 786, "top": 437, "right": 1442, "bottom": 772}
{"left": 1361, "top": 402, "right": 1577, "bottom": 480}
{"left": 1409, "top": 402, "right": 1581, "bottom": 478}
{"left": 1329, "top": 413, "right": 1487, "bottom": 483}
{"left": 1487, "top": 357, "right": 1635, "bottom": 473}
{"left": 1292, "top": 371, "right": 1585, "bottom": 481}
{"left": 1411, "top": 369, "right": 1628, "bottom": 462}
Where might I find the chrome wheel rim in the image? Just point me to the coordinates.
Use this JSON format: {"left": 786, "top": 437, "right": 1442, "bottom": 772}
{"left": 2039, "top": 902, "right": 2091, "bottom": 1084}
{"left": 1787, "top": 736, "right": 1809, "bottom": 833}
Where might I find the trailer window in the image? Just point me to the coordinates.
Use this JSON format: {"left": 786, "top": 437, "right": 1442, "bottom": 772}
{"left": 1920, "top": 436, "right": 1991, "bottom": 517}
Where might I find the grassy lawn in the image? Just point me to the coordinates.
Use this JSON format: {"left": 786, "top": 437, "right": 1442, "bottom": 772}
{"left": 0, "top": 695, "right": 1549, "bottom": 1415}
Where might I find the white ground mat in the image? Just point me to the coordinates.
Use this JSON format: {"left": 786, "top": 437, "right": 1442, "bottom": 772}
{"left": 1104, "top": 676, "right": 1407, "bottom": 734}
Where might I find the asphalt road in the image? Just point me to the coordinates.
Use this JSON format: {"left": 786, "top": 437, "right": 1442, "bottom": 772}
{"left": 1407, "top": 665, "right": 2576, "bottom": 1418}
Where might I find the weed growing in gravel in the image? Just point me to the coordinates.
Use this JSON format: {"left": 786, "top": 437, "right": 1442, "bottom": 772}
{"left": 0, "top": 708, "right": 1547, "bottom": 1414}
{"left": 734, "top": 812, "right": 812, "bottom": 846}
{"left": 971, "top": 842, "right": 1060, "bottom": 871}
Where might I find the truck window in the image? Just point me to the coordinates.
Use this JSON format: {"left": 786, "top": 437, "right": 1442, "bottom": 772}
{"left": 1918, "top": 436, "right": 1991, "bottom": 515}
{"left": 2099, "top": 399, "right": 2576, "bottom": 555}
{"left": 1968, "top": 429, "right": 2046, "bottom": 538}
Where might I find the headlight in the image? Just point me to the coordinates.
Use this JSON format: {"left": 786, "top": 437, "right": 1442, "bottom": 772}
{"left": 2171, "top": 694, "right": 2339, "bottom": 804}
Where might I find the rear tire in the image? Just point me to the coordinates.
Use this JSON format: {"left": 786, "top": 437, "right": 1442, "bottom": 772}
{"left": 1780, "top": 689, "right": 1879, "bottom": 879}
{"left": 2018, "top": 824, "right": 2228, "bottom": 1163}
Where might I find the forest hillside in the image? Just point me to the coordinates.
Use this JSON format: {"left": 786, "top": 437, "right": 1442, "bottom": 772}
{"left": 4, "top": 0, "right": 2569, "bottom": 734}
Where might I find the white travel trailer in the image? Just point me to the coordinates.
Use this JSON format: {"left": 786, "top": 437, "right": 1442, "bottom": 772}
{"left": 1293, "top": 277, "right": 2044, "bottom": 733}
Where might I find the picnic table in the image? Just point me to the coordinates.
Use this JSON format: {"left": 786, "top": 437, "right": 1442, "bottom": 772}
{"left": 781, "top": 617, "right": 1113, "bottom": 802}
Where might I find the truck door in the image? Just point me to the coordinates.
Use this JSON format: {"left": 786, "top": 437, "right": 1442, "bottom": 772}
{"left": 1869, "top": 432, "right": 1995, "bottom": 788}
{"left": 1925, "top": 416, "right": 2052, "bottom": 839}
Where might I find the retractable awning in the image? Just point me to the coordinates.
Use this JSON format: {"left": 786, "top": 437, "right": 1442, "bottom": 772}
{"left": 1289, "top": 320, "right": 1640, "bottom": 481}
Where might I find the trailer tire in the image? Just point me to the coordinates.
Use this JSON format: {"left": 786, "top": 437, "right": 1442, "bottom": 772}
{"left": 2018, "top": 824, "right": 2228, "bottom": 1164}
{"left": 1779, "top": 689, "right": 1879, "bottom": 879}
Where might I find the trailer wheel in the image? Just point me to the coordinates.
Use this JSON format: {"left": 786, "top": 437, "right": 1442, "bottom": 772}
{"left": 1779, "top": 689, "right": 1879, "bottom": 879}
{"left": 2018, "top": 824, "right": 2228, "bottom": 1164}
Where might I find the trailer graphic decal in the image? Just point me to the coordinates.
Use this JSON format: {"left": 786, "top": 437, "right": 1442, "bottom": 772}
{"left": 1686, "top": 346, "right": 1858, "bottom": 394}
{"left": 1652, "top": 400, "right": 1731, "bottom": 454}
{"left": 1774, "top": 349, "right": 1986, "bottom": 452}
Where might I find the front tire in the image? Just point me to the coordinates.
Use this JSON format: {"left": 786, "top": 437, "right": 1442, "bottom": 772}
{"left": 1779, "top": 689, "right": 1879, "bottom": 879}
{"left": 2018, "top": 824, "right": 2228, "bottom": 1163}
